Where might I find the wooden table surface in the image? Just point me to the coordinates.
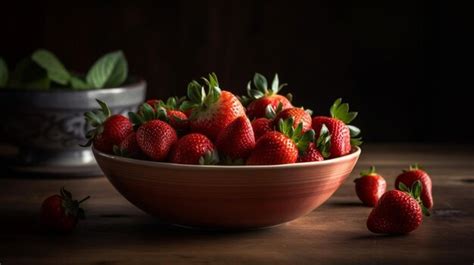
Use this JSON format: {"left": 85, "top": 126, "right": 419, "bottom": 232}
{"left": 0, "top": 144, "right": 473, "bottom": 265}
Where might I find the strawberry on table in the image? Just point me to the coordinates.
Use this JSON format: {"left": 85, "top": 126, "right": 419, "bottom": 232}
{"left": 395, "top": 164, "right": 433, "bottom": 209}
{"left": 243, "top": 73, "right": 293, "bottom": 120}
{"left": 247, "top": 118, "right": 315, "bottom": 165}
{"left": 216, "top": 116, "right": 256, "bottom": 162}
{"left": 367, "top": 181, "right": 430, "bottom": 234}
{"left": 83, "top": 99, "right": 133, "bottom": 154}
{"left": 312, "top": 98, "right": 361, "bottom": 158}
{"left": 354, "top": 166, "right": 387, "bottom": 206}
{"left": 180, "top": 73, "right": 246, "bottom": 141}
{"left": 40, "top": 187, "right": 90, "bottom": 233}
{"left": 170, "top": 133, "right": 219, "bottom": 165}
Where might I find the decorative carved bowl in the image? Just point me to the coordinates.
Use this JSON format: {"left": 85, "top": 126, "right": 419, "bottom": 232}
{"left": 0, "top": 80, "right": 146, "bottom": 176}
{"left": 93, "top": 147, "right": 361, "bottom": 229}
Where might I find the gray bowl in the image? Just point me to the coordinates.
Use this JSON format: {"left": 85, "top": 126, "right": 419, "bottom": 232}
{"left": 0, "top": 80, "right": 146, "bottom": 176}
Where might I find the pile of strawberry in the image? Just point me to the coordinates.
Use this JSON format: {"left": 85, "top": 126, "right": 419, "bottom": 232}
{"left": 355, "top": 164, "right": 433, "bottom": 234}
{"left": 83, "top": 73, "right": 361, "bottom": 165}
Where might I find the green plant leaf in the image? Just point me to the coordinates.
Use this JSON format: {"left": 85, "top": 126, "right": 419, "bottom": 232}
{"left": 271, "top": 73, "right": 279, "bottom": 93}
{"left": 31, "top": 49, "right": 71, "bottom": 85}
{"left": 9, "top": 57, "right": 50, "bottom": 90}
{"left": 0, "top": 57, "right": 8, "bottom": 87}
{"left": 70, "top": 76, "right": 91, "bottom": 90}
{"left": 86, "top": 50, "right": 128, "bottom": 89}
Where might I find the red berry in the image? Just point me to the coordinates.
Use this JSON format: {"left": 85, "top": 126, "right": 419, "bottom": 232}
{"left": 297, "top": 142, "right": 324, "bottom": 162}
{"left": 247, "top": 95, "right": 293, "bottom": 120}
{"left": 136, "top": 120, "right": 177, "bottom": 161}
{"left": 395, "top": 164, "right": 433, "bottom": 209}
{"left": 40, "top": 187, "right": 89, "bottom": 233}
{"left": 367, "top": 188, "right": 424, "bottom": 234}
{"left": 217, "top": 116, "right": 256, "bottom": 160}
{"left": 354, "top": 166, "right": 387, "bottom": 206}
{"left": 274, "top": 107, "right": 312, "bottom": 133}
{"left": 84, "top": 100, "right": 133, "bottom": 154}
{"left": 170, "top": 133, "right": 217, "bottom": 164}
{"left": 251, "top": 117, "right": 273, "bottom": 141}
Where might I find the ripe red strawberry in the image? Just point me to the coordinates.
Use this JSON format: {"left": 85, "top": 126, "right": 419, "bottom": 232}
{"left": 170, "top": 133, "right": 219, "bottom": 165}
{"left": 247, "top": 118, "right": 315, "bottom": 165}
{"left": 216, "top": 116, "right": 256, "bottom": 161}
{"left": 395, "top": 164, "right": 433, "bottom": 209}
{"left": 113, "top": 132, "right": 144, "bottom": 159}
{"left": 273, "top": 107, "right": 312, "bottom": 132}
{"left": 297, "top": 125, "right": 331, "bottom": 162}
{"left": 311, "top": 98, "right": 361, "bottom": 158}
{"left": 354, "top": 166, "right": 387, "bottom": 206}
{"left": 40, "top": 187, "right": 90, "bottom": 233}
{"left": 367, "top": 181, "right": 429, "bottom": 234}
{"left": 297, "top": 142, "right": 324, "bottom": 162}
{"left": 180, "top": 73, "right": 246, "bottom": 140}
{"left": 136, "top": 120, "right": 177, "bottom": 161}
{"left": 83, "top": 99, "right": 133, "bottom": 154}
{"left": 251, "top": 117, "right": 274, "bottom": 141}
{"left": 243, "top": 73, "right": 293, "bottom": 119}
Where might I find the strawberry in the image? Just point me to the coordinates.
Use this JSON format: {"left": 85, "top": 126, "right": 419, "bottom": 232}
{"left": 242, "top": 73, "right": 293, "bottom": 120}
{"left": 395, "top": 164, "right": 433, "bottom": 209}
{"left": 311, "top": 98, "right": 361, "bottom": 158}
{"left": 354, "top": 166, "right": 387, "bottom": 206}
{"left": 170, "top": 133, "right": 219, "bottom": 165}
{"left": 367, "top": 181, "right": 429, "bottom": 234}
{"left": 180, "top": 73, "right": 246, "bottom": 140}
{"left": 273, "top": 107, "right": 312, "bottom": 133}
{"left": 135, "top": 120, "right": 177, "bottom": 161}
{"left": 247, "top": 118, "right": 315, "bottom": 165}
{"left": 297, "top": 124, "right": 331, "bottom": 162}
{"left": 155, "top": 96, "right": 189, "bottom": 133}
{"left": 216, "top": 116, "right": 256, "bottom": 161}
{"left": 113, "top": 132, "right": 144, "bottom": 159}
{"left": 40, "top": 187, "right": 90, "bottom": 233}
{"left": 251, "top": 117, "right": 274, "bottom": 141}
{"left": 83, "top": 99, "right": 133, "bottom": 154}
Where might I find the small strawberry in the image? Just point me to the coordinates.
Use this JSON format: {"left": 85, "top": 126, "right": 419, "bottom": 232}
{"left": 312, "top": 98, "right": 361, "bottom": 158}
{"left": 83, "top": 99, "right": 133, "bottom": 154}
{"left": 297, "top": 124, "right": 331, "bottom": 162}
{"left": 155, "top": 96, "right": 189, "bottom": 133}
{"left": 216, "top": 116, "right": 256, "bottom": 161}
{"left": 273, "top": 107, "right": 312, "bottom": 133}
{"left": 354, "top": 166, "right": 387, "bottom": 206}
{"left": 251, "top": 117, "right": 274, "bottom": 141}
{"left": 180, "top": 73, "right": 246, "bottom": 140}
{"left": 247, "top": 118, "right": 315, "bottom": 165}
{"left": 113, "top": 132, "right": 144, "bottom": 159}
{"left": 395, "top": 164, "right": 433, "bottom": 209}
{"left": 243, "top": 73, "right": 293, "bottom": 120}
{"left": 367, "top": 181, "right": 429, "bottom": 234}
{"left": 170, "top": 133, "right": 219, "bottom": 165}
{"left": 40, "top": 187, "right": 90, "bottom": 233}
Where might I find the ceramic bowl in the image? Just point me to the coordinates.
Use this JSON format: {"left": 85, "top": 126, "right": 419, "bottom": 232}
{"left": 93, "top": 146, "right": 361, "bottom": 229}
{"left": 0, "top": 80, "right": 146, "bottom": 176}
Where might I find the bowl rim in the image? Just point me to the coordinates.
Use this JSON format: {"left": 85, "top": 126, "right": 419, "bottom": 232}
{"left": 93, "top": 146, "right": 361, "bottom": 170}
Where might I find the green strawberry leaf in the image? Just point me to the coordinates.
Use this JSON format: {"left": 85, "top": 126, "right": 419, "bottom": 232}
{"left": 348, "top": 125, "right": 361, "bottom": 137}
{"left": 329, "top": 98, "right": 358, "bottom": 124}
{"left": 199, "top": 150, "right": 220, "bottom": 165}
{"left": 316, "top": 124, "right": 331, "bottom": 158}
{"left": 8, "top": 57, "right": 50, "bottom": 90}
{"left": 0, "top": 57, "right": 8, "bottom": 87}
{"left": 253, "top": 73, "right": 268, "bottom": 92}
{"left": 31, "top": 49, "right": 71, "bottom": 85}
{"left": 86, "top": 50, "right": 128, "bottom": 89}
{"left": 360, "top": 166, "right": 376, "bottom": 176}
{"left": 398, "top": 182, "right": 410, "bottom": 193}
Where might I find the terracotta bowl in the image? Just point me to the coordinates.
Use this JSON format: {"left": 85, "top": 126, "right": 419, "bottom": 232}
{"left": 93, "top": 147, "right": 361, "bottom": 229}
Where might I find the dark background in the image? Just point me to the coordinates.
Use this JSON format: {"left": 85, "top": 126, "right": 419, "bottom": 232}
{"left": 0, "top": 0, "right": 469, "bottom": 143}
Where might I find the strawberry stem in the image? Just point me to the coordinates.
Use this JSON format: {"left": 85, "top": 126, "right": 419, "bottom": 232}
{"left": 78, "top": 196, "right": 91, "bottom": 204}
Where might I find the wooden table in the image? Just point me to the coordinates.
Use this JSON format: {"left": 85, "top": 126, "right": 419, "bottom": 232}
{"left": 1, "top": 144, "right": 473, "bottom": 265}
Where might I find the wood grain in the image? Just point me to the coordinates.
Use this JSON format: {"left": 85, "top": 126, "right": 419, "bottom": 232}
{"left": 0, "top": 143, "right": 473, "bottom": 265}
